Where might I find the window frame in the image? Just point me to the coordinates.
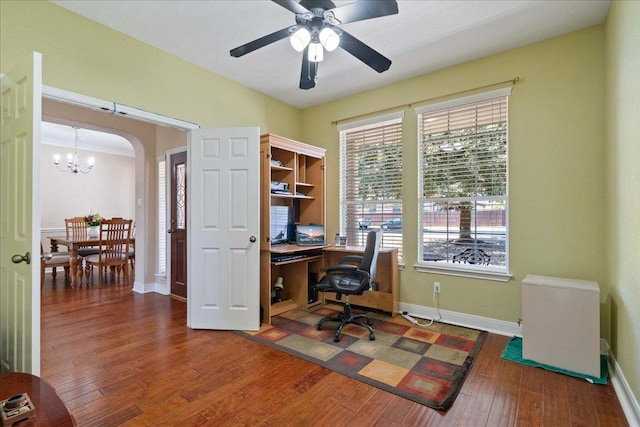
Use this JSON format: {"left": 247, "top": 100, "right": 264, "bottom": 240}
{"left": 414, "top": 88, "right": 512, "bottom": 281}
{"left": 338, "top": 111, "right": 405, "bottom": 259}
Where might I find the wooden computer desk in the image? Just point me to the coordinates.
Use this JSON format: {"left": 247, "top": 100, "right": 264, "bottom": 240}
{"left": 261, "top": 244, "right": 399, "bottom": 324}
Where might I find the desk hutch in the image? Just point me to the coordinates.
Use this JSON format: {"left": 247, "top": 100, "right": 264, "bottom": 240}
{"left": 259, "top": 134, "right": 398, "bottom": 325}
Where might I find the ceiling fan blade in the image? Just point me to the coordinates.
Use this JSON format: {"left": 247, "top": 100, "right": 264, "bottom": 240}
{"left": 300, "top": 48, "right": 317, "bottom": 90}
{"left": 272, "top": 0, "right": 312, "bottom": 16}
{"left": 328, "top": 0, "right": 398, "bottom": 25}
{"left": 230, "top": 26, "right": 296, "bottom": 58}
{"left": 339, "top": 30, "right": 391, "bottom": 73}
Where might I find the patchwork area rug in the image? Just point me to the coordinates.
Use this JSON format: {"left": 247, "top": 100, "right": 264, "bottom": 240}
{"left": 238, "top": 304, "right": 487, "bottom": 410}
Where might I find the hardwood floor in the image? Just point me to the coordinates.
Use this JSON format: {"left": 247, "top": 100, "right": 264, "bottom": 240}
{"left": 40, "top": 273, "right": 628, "bottom": 426}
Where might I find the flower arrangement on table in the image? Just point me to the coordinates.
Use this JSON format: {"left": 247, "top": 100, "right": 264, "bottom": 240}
{"left": 84, "top": 212, "right": 102, "bottom": 226}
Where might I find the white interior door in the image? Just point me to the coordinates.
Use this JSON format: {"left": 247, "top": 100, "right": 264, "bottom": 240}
{"left": 0, "top": 52, "right": 42, "bottom": 374}
{"left": 187, "top": 127, "right": 260, "bottom": 330}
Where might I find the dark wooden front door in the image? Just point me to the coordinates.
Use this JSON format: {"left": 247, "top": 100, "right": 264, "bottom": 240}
{"left": 170, "top": 151, "right": 187, "bottom": 299}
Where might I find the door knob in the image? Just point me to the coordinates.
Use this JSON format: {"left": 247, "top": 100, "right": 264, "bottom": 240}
{"left": 41, "top": 253, "right": 53, "bottom": 261}
{"left": 167, "top": 229, "right": 174, "bottom": 234}
{"left": 249, "top": 236, "right": 256, "bottom": 243}
{"left": 11, "top": 252, "right": 31, "bottom": 265}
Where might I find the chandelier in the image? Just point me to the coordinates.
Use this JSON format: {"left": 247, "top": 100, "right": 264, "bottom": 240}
{"left": 53, "top": 127, "right": 95, "bottom": 174}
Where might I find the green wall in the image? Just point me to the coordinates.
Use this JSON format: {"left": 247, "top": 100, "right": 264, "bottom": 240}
{"left": 605, "top": 0, "right": 640, "bottom": 408}
{"left": 0, "top": 0, "right": 301, "bottom": 138}
{"left": 302, "top": 27, "right": 607, "bottom": 327}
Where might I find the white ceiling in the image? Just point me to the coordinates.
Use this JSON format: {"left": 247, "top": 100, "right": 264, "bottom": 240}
{"left": 42, "top": 122, "right": 134, "bottom": 157}
{"left": 51, "top": 0, "right": 609, "bottom": 109}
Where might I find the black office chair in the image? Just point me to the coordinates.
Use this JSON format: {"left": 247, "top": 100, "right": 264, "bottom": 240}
{"left": 316, "top": 229, "right": 382, "bottom": 342}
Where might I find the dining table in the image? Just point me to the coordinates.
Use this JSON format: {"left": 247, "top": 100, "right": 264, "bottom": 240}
{"left": 48, "top": 235, "right": 100, "bottom": 287}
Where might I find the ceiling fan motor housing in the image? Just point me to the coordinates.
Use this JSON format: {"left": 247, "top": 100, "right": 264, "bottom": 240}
{"left": 299, "top": 0, "right": 337, "bottom": 13}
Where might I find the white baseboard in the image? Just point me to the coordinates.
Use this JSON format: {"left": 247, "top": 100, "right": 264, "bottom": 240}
{"left": 601, "top": 340, "right": 640, "bottom": 427}
{"left": 40, "top": 227, "right": 65, "bottom": 233}
{"left": 132, "top": 281, "right": 152, "bottom": 294}
{"left": 132, "top": 282, "right": 169, "bottom": 295}
{"left": 153, "top": 282, "right": 170, "bottom": 295}
{"left": 132, "top": 281, "right": 170, "bottom": 295}
{"left": 397, "top": 302, "right": 523, "bottom": 337}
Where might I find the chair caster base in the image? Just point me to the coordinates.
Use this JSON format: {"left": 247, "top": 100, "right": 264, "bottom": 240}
{"left": 369, "top": 333, "right": 375, "bottom": 341}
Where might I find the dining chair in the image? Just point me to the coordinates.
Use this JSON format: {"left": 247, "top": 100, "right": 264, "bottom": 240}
{"left": 127, "top": 222, "right": 135, "bottom": 271}
{"left": 112, "top": 218, "right": 135, "bottom": 271}
{"left": 84, "top": 218, "right": 133, "bottom": 287}
{"left": 40, "top": 243, "right": 74, "bottom": 289}
{"left": 65, "top": 216, "right": 101, "bottom": 284}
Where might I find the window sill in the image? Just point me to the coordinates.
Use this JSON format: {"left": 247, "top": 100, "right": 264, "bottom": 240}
{"left": 413, "top": 263, "right": 512, "bottom": 282}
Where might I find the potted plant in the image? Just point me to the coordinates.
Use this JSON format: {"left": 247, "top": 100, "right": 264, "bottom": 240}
{"left": 84, "top": 212, "right": 102, "bottom": 238}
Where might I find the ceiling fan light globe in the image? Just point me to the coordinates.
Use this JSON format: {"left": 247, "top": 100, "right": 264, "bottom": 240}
{"left": 319, "top": 27, "right": 339, "bottom": 52}
{"left": 308, "top": 42, "right": 324, "bottom": 62}
{"left": 88, "top": 157, "right": 95, "bottom": 166}
{"left": 290, "top": 27, "right": 311, "bottom": 52}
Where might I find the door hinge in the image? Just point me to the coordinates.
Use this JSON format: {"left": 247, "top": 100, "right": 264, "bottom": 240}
{"left": 266, "top": 153, "right": 271, "bottom": 159}
{"left": 321, "top": 165, "right": 325, "bottom": 170}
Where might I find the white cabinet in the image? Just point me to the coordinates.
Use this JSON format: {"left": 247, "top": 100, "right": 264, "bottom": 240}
{"left": 522, "top": 274, "right": 600, "bottom": 377}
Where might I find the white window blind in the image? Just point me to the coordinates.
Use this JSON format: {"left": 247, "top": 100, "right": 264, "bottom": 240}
{"left": 339, "top": 113, "right": 404, "bottom": 258}
{"left": 417, "top": 88, "right": 509, "bottom": 274}
{"left": 157, "top": 158, "right": 167, "bottom": 275}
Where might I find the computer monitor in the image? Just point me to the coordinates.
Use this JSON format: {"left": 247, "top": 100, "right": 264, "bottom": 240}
{"left": 270, "top": 206, "right": 294, "bottom": 245}
{"left": 296, "top": 224, "right": 326, "bottom": 246}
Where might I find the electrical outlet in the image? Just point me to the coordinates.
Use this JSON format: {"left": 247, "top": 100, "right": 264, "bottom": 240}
{"left": 433, "top": 281, "right": 441, "bottom": 294}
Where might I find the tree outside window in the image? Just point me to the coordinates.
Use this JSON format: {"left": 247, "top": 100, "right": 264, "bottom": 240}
{"left": 339, "top": 113, "right": 404, "bottom": 259}
{"left": 418, "top": 90, "right": 509, "bottom": 272}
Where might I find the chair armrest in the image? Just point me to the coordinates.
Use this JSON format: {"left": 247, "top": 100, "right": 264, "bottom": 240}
{"left": 339, "top": 255, "right": 363, "bottom": 265}
{"left": 326, "top": 264, "right": 358, "bottom": 273}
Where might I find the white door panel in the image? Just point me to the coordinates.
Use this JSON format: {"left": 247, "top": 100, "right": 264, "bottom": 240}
{"left": 0, "top": 52, "right": 42, "bottom": 374}
{"left": 188, "top": 128, "right": 260, "bottom": 330}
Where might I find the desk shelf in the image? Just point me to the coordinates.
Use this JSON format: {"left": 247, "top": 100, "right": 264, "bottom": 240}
{"left": 270, "top": 193, "right": 315, "bottom": 200}
{"left": 271, "top": 299, "right": 298, "bottom": 316}
{"left": 261, "top": 250, "right": 325, "bottom": 324}
{"left": 260, "top": 134, "right": 326, "bottom": 325}
{"left": 271, "top": 255, "right": 323, "bottom": 266}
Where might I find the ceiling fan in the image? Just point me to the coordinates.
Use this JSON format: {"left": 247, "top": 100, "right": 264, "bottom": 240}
{"left": 229, "top": 0, "right": 399, "bottom": 90}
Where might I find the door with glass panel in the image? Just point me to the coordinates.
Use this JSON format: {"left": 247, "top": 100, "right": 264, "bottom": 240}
{"left": 169, "top": 151, "right": 187, "bottom": 299}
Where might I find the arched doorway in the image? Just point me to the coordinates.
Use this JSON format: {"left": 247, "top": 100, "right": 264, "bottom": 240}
{"left": 41, "top": 97, "right": 189, "bottom": 293}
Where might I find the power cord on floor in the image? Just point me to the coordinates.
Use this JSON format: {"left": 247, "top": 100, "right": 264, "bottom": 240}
{"left": 401, "top": 287, "right": 442, "bottom": 328}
